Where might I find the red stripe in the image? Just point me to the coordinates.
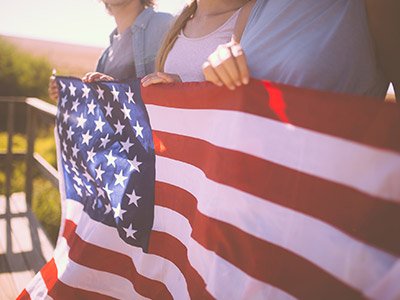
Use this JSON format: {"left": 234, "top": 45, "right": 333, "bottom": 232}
{"left": 155, "top": 182, "right": 364, "bottom": 300}
{"left": 148, "top": 231, "right": 215, "bottom": 300}
{"left": 62, "top": 219, "right": 173, "bottom": 300}
{"left": 142, "top": 80, "right": 400, "bottom": 153}
{"left": 40, "top": 258, "right": 108, "bottom": 299}
{"left": 16, "top": 289, "right": 31, "bottom": 300}
{"left": 49, "top": 279, "right": 115, "bottom": 300}
{"left": 154, "top": 130, "right": 400, "bottom": 256}
{"left": 40, "top": 258, "right": 58, "bottom": 292}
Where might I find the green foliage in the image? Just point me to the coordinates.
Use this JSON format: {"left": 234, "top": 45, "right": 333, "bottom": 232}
{"left": 0, "top": 132, "right": 60, "bottom": 244}
{"left": 32, "top": 178, "right": 61, "bottom": 244}
{"left": 0, "top": 37, "right": 52, "bottom": 99}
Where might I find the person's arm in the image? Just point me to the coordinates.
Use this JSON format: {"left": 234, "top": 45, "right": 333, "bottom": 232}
{"left": 365, "top": 0, "right": 400, "bottom": 101}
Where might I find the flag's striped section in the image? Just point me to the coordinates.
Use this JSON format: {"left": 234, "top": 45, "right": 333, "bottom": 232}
{"left": 148, "top": 106, "right": 400, "bottom": 203}
{"left": 25, "top": 200, "right": 295, "bottom": 300}
{"left": 142, "top": 80, "right": 400, "bottom": 153}
{"left": 154, "top": 156, "right": 396, "bottom": 295}
{"left": 142, "top": 81, "right": 400, "bottom": 298}
{"left": 154, "top": 179, "right": 395, "bottom": 288}
{"left": 63, "top": 220, "right": 173, "bottom": 300}
{"left": 153, "top": 130, "right": 400, "bottom": 255}
{"left": 23, "top": 271, "right": 51, "bottom": 300}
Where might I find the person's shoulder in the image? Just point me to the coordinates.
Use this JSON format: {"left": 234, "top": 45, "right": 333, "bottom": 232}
{"left": 151, "top": 10, "right": 174, "bottom": 26}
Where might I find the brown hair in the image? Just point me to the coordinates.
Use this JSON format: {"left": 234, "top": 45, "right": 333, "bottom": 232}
{"left": 155, "top": 1, "right": 197, "bottom": 71}
{"left": 140, "top": 0, "right": 155, "bottom": 7}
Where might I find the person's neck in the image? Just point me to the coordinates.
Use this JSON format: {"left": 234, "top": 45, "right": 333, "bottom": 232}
{"left": 111, "top": 1, "right": 145, "bottom": 34}
{"left": 195, "top": 0, "right": 248, "bottom": 17}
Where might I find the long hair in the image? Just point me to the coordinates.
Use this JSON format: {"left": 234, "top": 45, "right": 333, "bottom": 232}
{"left": 155, "top": 1, "right": 197, "bottom": 71}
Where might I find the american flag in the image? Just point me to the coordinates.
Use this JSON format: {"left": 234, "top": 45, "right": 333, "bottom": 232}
{"left": 20, "top": 77, "right": 400, "bottom": 299}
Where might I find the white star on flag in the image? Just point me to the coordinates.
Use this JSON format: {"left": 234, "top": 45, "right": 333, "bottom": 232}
{"left": 68, "top": 82, "right": 76, "bottom": 96}
{"left": 94, "top": 116, "right": 105, "bottom": 132}
{"left": 87, "top": 148, "right": 96, "bottom": 163}
{"left": 61, "top": 96, "right": 68, "bottom": 108}
{"left": 71, "top": 144, "right": 79, "bottom": 158}
{"left": 96, "top": 186, "right": 105, "bottom": 198}
{"left": 127, "top": 189, "right": 141, "bottom": 207}
{"left": 120, "top": 137, "right": 134, "bottom": 153}
{"left": 66, "top": 126, "right": 74, "bottom": 140}
{"left": 82, "top": 85, "right": 90, "bottom": 98}
{"left": 82, "top": 169, "right": 92, "bottom": 182}
{"left": 121, "top": 104, "right": 132, "bottom": 120}
{"left": 74, "top": 184, "right": 82, "bottom": 197}
{"left": 105, "top": 150, "right": 117, "bottom": 167}
{"left": 62, "top": 140, "right": 67, "bottom": 151}
{"left": 73, "top": 175, "right": 83, "bottom": 186}
{"left": 114, "top": 170, "right": 128, "bottom": 187}
{"left": 128, "top": 156, "right": 142, "bottom": 172}
{"left": 103, "top": 183, "right": 113, "bottom": 200}
{"left": 59, "top": 80, "right": 66, "bottom": 92}
{"left": 104, "top": 203, "right": 112, "bottom": 214}
{"left": 99, "top": 134, "right": 111, "bottom": 148}
{"left": 76, "top": 113, "right": 87, "bottom": 128}
{"left": 85, "top": 184, "right": 93, "bottom": 195}
{"left": 71, "top": 99, "right": 79, "bottom": 112}
{"left": 133, "top": 121, "right": 144, "bottom": 138}
{"left": 104, "top": 102, "right": 113, "bottom": 117}
{"left": 95, "top": 164, "right": 105, "bottom": 181}
{"left": 112, "top": 203, "right": 126, "bottom": 220}
{"left": 123, "top": 224, "right": 137, "bottom": 239}
{"left": 82, "top": 130, "right": 93, "bottom": 145}
{"left": 96, "top": 85, "right": 104, "bottom": 100}
{"left": 87, "top": 100, "right": 96, "bottom": 115}
{"left": 70, "top": 159, "right": 77, "bottom": 170}
{"left": 111, "top": 85, "right": 120, "bottom": 102}
{"left": 126, "top": 86, "right": 135, "bottom": 103}
{"left": 63, "top": 111, "right": 70, "bottom": 123}
{"left": 114, "top": 120, "right": 125, "bottom": 135}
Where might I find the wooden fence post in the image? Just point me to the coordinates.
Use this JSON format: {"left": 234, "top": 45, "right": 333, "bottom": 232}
{"left": 6, "top": 102, "right": 14, "bottom": 199}
{"left": 25, "top": 105, "right": 35, "bottom": 207}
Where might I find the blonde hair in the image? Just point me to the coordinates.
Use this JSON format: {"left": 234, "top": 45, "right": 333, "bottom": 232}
{"left": 155, "top": 1, "right": 197, "bottom": 71}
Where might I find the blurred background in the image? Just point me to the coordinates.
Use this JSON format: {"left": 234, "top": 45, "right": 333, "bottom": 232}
{"left": 0, "top": 0, "right": 187, "bottom": 245}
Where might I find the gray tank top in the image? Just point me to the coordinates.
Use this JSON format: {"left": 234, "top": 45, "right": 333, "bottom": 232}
{"left": 241, "top": 0, "right": 389, "bottom": 98}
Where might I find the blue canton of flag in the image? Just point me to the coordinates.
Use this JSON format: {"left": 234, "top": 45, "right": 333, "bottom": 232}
{"left": 55, "top": 76, "right": 155, "bottom": 252}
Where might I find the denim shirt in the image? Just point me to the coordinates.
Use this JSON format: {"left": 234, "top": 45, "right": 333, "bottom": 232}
{"left": 96, "top": 8, "right": 173, "bottom": 79}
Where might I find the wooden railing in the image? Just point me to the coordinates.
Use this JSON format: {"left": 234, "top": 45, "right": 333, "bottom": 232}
{"left": 0, "top": 96, "right": 59, "bottom": 207}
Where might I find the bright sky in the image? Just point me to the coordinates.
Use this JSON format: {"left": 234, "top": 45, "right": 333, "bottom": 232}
{"left": 0, "top": 0, "right": 186, "bottom": 48}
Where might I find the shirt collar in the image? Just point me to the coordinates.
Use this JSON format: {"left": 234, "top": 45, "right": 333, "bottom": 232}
{"left": 108, "top": 7, "right": 155, "bottom": 42}
{"left": 132, "top": 7, "right": 155, "bottom": 30}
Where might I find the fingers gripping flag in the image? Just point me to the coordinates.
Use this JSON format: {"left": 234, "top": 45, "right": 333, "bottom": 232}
{"left": 19, "top": 78, "right": 400, "bottom": 300}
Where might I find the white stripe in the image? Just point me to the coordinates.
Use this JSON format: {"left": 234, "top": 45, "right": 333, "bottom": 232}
{"left": 55, "top": 129, "right": 68, "bottom": 244}
{"left": 53, "top": 236, "right": 148, "bottom": 300}
{"left": 25, "top": 272, "right": 53, "bottom": 300}
{"left": 365, "top": 259, "right": 400, "bottom": 300}
{"left": 64, "top": 199, "right": 83, "bottom": 225}
{"left": 147, "top": 105, "right": 400, "bottom": 202}
{"left": 156, "top": 155, "right": 397, "bottom": 291}
{"left": 67, "top": 200, "right": 191, "bottom": 300}
{"left": 154, "top": 206, "right": 295, "bottom": 300}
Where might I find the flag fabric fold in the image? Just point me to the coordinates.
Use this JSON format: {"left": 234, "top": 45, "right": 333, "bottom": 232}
{"left": 19, "top": 77, "right": 400, "bottom": 300}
